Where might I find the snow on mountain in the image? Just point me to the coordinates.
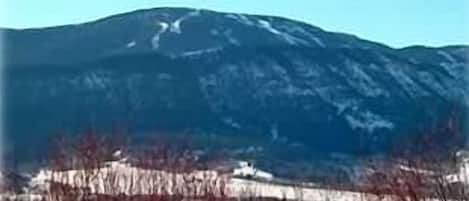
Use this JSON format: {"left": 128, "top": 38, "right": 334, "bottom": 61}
{"left": 345, "top": 111, "right": 395, "bottom": 134}
{"left": 2, "top": 7, "right": 396, "bottom": 65}
{"left": 170, "top": 9, "right": 201, "bottom": 34}
{"left": 126, "top": 41, "right": 136, "bottom": 48}
{"left": 151, "top": 22, "right": 169, "bottom": 49}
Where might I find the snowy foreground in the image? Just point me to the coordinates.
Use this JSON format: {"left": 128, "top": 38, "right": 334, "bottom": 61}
{"left": 5, "top": 160, "right": 362, "bottom": 201}
{"left": 4, "top": 155, "right": 469, "bottom": 201}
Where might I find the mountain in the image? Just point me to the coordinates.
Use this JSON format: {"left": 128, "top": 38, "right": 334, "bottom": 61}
{"left": 3, "top": 7, "right": 468, "bottom": 163}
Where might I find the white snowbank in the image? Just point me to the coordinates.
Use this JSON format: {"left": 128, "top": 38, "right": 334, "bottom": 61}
{"left": 28, "top": 159, "right": 451, "bottom": 201}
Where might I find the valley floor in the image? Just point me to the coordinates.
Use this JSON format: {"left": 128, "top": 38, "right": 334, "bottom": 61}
{"left": 4, "top": 159, "right": 466, "bottom": 201}
{"left": 0, "top": 178, "right": 448, "bottom": 201}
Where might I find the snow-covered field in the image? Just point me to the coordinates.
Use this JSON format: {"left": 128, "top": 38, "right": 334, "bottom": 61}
{"left": 4, "top": 153, "right": 469, "bottom": 201}
{"left": 11, "top": 159, "right": 366, "bottom": 201}
{"left": 6, "top": 161, "right": 451, "bottom": 201}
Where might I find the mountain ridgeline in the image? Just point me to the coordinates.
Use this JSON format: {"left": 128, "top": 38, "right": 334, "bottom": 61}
{"left": 3, "top": 8, "right": 469, "bottom": 161}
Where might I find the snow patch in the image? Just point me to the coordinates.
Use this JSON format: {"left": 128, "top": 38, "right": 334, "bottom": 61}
{"left": 343, "top": 61, "right": 388, "bottom": 97}
{"left": 345, "top": 111, "right": 394, "bottom": 133}
{"left": 437, "top": 50, "right": 457, "bottom": 64}
{"left": 296, "top": 66, "right": 319, "bottom": 78}
{"left": 417, "top": 71, "right": 448, "bottom": 97}
{"left": 222, "top": 29, "right": 240, "bottom": 45}
{"left": 225, "top": 14, "right": 255, "bottom": 26}
{"left": 199, "top": 75, "right": 217, "bottom": 88}
{"left": 375, "top": 52, "right": 392, "bottom": 64}
{"left": 282, "top": 84, "right": 314, "bottom": 97}
{"left": 181, "top": 47, "right": 223, "bottom": 57}
{"left": 257, "top": 19, "right": 306, "bottom": 45}
{"left": 270, "top": 125, "right": 279, "bottom": 141}
{"left": 311, "top": 36, "right": 326, "bottom": 47}
{"left": 82, "top": 72, "right": 110, "bottom": 89}
{"left": 437, "top": 50, "right": 463, "bottom": 78}
{"left": 151, "top": 22, "right": 169, "bottom": 49}
{"left": 126, "top": 41, "right": 136, "bottom": 48}
{"left": 170, "top": 10, "right": 201, "bottom": 34}
{"left": 278, "top": 23, "right": 326, "bottom": 47}
{"left": 386, "top": 64, "right": 428, "bottom": 97}
{"left": 210, "top": 29, "right": 219, "bottom": 36}
{"left": 272, "top": 65, "right": 288, "bottom": 79}
{"left": 258, "top": 19, "right": 281, "bottom": 35}
{"left": 315, "top": 86, "right": 359, "bottom": 115}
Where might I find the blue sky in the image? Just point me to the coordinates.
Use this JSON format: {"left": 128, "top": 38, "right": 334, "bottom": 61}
{"left": 0, "top": 0, "right": 468, "bottom": 48}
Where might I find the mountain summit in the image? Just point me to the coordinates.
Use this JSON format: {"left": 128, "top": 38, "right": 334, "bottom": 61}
{"left": 3, "top": 7, "right": 394, "bottom": 65}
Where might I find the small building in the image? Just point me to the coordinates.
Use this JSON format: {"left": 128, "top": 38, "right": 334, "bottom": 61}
{"left": 232, "top": 161, "right": 274, "bottom": 181}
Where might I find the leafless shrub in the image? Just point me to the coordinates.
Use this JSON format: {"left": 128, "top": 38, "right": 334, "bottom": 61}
{"left": 41, "top": 131, "right": 236, "bottom": 201}
{"left": 361, "top": 108, "right": 469, "bottom": 201}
